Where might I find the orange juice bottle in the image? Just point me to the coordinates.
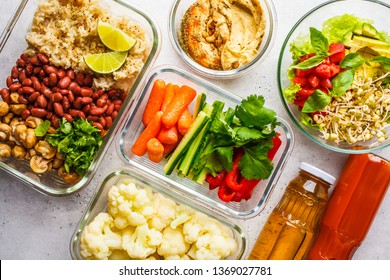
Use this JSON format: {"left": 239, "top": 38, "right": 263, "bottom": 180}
{"left": 248, "top": 163, "right": 335, "bottom": 260}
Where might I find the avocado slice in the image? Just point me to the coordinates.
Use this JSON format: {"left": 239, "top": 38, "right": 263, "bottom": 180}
{"left": 349, "top": 35, "right": 390, "bottom": 56}
{"left": 362, "top": 23, "right": 381, "bottom": 40}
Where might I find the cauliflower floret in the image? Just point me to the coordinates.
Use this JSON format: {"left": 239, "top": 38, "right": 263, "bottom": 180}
{"left": 148, "top": 193, "right": 176, "bottom": 231}
{"left": 183, "top": 213, "right": 238, "bottom": 260}
{"left": 108, "top": 182, "right": 154, "bottom": 229}
{"left": 80, "top": 213, "right": 122, "bottom": 260}
{"left": 170, "top": 204, "right": 195, "bottom": 229}
{"left": 157, "top": 226, "right": 190, "bottom": 259}
{"left": 108, "top": 250, "right": 131, "bottom": 260}
{"left": 122, "top": 223, "right": 163, "bottom": 259}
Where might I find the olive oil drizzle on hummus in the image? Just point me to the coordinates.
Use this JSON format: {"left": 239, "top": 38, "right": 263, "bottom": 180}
{"left": 180, "top": 0, "right": 266, "bottom": 70}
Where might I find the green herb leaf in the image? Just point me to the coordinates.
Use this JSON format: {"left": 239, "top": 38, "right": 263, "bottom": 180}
{"left": 291, "top": 54, "right": 327, "bottom": 70}
{"left": 371, "top": 56, "right": 390, "bottom": 70}
{"left": 310, "top": 27, "right": 329, "bottom": 55}
{"left": 46, "top": 118, "right": 102, "bottom": 176}
{"left": 330, "top": 69, "right": 355, "bottom": 97}
{"left": 340, "top": 53, "right": 365, "bottom": 68}
{"left": 302, "top": 90, "right": 332, "bottom": 113}
{"left": 34, "top": 120, "right": 51, "bottom": 137}
{"left": 240, "top": 139, "right": 274, "bottom": 180}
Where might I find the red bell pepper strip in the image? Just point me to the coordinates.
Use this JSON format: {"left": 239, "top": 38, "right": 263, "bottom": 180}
{"left": 225, "top": 151, "right": 245, "bottom": 191}
{"left": 217, "top": 180, "right": 236, "bottom": 202}
{"left": 206, "top": 170, "right": 227, "bottom": 190}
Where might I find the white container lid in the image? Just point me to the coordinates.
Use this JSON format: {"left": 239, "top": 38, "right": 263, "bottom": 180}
{"left": 299, "top": 162, "right": 336, "bottom": 185}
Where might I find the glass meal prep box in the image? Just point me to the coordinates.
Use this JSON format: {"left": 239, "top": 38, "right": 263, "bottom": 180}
{"left": 0, "top": 0, "right": 161, "bottom": 196}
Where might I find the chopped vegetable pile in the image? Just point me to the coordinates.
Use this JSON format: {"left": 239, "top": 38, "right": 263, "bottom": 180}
{"left": 283, "top": 14, "right": 390, "bottom": 144}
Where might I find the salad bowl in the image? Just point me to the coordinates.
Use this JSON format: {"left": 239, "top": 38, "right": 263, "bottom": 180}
{"left": 278, "top": 0, "right": 390, "bottom": 154}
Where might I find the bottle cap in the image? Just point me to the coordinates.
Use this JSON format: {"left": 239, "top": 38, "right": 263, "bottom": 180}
{"left": 299, "top": 162, "right": 336, "bottom": 185}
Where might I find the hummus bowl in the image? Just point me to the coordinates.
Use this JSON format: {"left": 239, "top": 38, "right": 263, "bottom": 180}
{"left": 0, "top": 0, "right": 161, "bottom": 196}
{"left": 168, "top": 0, "right": 277, "bottom": 79}
{"left": 277, "top": 0, "right": 390, "bottom": 154}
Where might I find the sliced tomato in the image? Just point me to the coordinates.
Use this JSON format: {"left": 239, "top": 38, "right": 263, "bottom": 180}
{"left": 308, "top": 75, "right": 320, "bottom": 88}
{"left": 300, "top": 53, "right": 315, "bottom": 62}
{"left": 297, "top": 87, "right": 314, "bottom": 98}
{"left": 320, "top": 78, "right": 333, "bottom": 89}
{"left": 329, "top": 63, "right": 341, "bottom": 77}
{"left": 292, "top": 76, "right": 308, "bottom": 87}
{"left": 314, "top": 64, "right": 331, "bottom": 79}
{"left": 328, "top": 43, "right": 345, "bottom": 63}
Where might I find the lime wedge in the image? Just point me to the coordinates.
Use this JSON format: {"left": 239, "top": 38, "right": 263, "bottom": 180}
{"left": 97, "top": 20, "right": 137, "bottom": 52}
{"left": 83, "top": 52, "right": 128, "bottom": 74}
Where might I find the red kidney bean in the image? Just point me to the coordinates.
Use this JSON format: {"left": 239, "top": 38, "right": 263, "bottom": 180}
{"left": 91, "top": 89, "right": 104, "bottom": 99}
{"left": 9, "top": 83, "right": 22, "bottom": 92}
{"left": 53, "top": 102, "right": 64, "bottom": 117}
{"left": 51, "top": 92, "right": 63, "bottom": 103}
{"left": 87, "top": 115, "right": 99, "bottom": 122}
{"left": 37, "top": 95, "right": 48, "bottom": 108}
{"left": 111, "top": 110, "right": 118, "bottom": 120}
{"left": 41, "top": 86, "right": 52, "bottom": 99}
{"left": 0, "top": 88, "right": 10, "bottom": 103}
{"left": 63, "top": 113, "right": 73, "bottom": 123}
{"left": 78, "top": 111, "right": 86, "bottom": 119}
{"left": 31, "top": 108, "right": 47, "bottom": 118}
{"left": 69, "top": 109, "right": 82, "bottom": 118}
{"left": 46, "top": 112, "right": 53, "bottom": 119}
{"left": 18, "top": 70, "right": 27, "bottom": 83}
{"left": 105, "top": 116, "right": 113, "bottom": 129}
{"left": 82, "top": 104, "right": 91, "bottom": 115}
{"left": 57, "top": 69, "right": 66, "bottom": 79}
{"left": 32, "top": 80, "right": 41, "bottom": 91}
{"left": 49, "top": 73, "right": 58, "bottom": 87}
{"left": 107, "top": 89, "right": 117, "bottom": 98}
{"left": 33, "top": 66, "right": 42, "bottom": 75}
{"left": 59, "top": 89, "right": 69, "bottom": 96}
{"left": 80, "top": 87, "right": 93, "bottom": 97}
{"left": 112, "top": 99, "right": 122, "bottom": 105}
{"left": 39, "top": 69, "right": 46, "bottom": 79}
{"left": 62, "top": 96, "right": 70, "bottom": 110}
{"left": 26, "top": 64, "right": 34, "bottom": 76}
{"left": 105, "top": 103, "right": 115, "bottom": 116}
{"left": 21, "top": 86, "right": 34, "bottom": 95}
{"left": 22, "top": 78, "right": 32, "bottom": 87}
{"left": 43, "top": 65, "right": 57, "bottom": 75}
{"left": 114, "top": 104, "right": 122, "bottom": 111}
{"left": 47, "top": 101, "right": 53, "bottom": 112}
{"left": 80, "top": 97, "right": 92, "bottom": 105}
{"left": 21, "top": 109, "right": 31, "bottom": 119}
{"left": 6, "top": 76, "right": 13, "bottom": 87}
{"left": 89, "top": 105, "right": 107, "bottom": 116}
{"left": 67, "top": 91, "right": 75, "bottom": 103}
{"left": 58, "top": 76, "right": 71, "bottom": 89}
{"left": 11, "top": 66, "right": 19, "bottom": 79}
{"left": 37, "top": 53, "right": 49, "bottom": 65}
{"left": 20, "top": 53, "right": 29, "bottom": 63}
{"left": 28, "top": 91, "right": 40, "bottom": 103}
{"left": 83, "top": 75, "right": 93, "bottom": 86}
{"left": 16, "top": 58, "right": 26, "bottom": 68}
{"left": 51, "top": 114, "right": 59, "bottom": 128}
{"left": 96, "top": 98, "right": 107, "bottom": 108}
{"left": 18, "top": 95, "right": 29, "bottom": 105}
{"left": 75, "top": 73, "right": 84, "bottom": 85}
{"left": 66, "top": 69, "right": 75, "bottom": 80}
{"left": 92, "top": 122, "right": 103, "bottom": 130}
{"left": 42, "top": 77, "right": 49, "bottom": 86}
{"left": 73, "top": 97, "right": 82, "bottom": 109}
{"left": 99, "top": 117, "right": 106, "bottom": 128}
{"left": 30, "top": 56, "right": 41, "bottom": 66}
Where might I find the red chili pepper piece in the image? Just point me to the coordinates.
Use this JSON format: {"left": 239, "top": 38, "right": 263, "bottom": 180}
{"left": 217, "top": 180, "right": 236, "bottom": 202}
{"left": 206, "top": 170, "right": 226, "bottom": 190}
{"left": 225, "top": 152, "right": 245, "bottom": 191}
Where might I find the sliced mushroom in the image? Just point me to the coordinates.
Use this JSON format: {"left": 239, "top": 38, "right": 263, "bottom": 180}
{"left": 0, "top": 143, "right": 12, "bottom": 157}
{"left": 13, "top": 124, "right": 27, "bottom": 144}
{"left": 12, "top": 145, "right": 27, "bottom": 159}
{"left": 25, "top": 116, "right": 44, "bottom": 129}
{"left": 58, "top": 166, "right": 80, "bottom": 183}
{"left": 0, "top": 101, "right": 9, "bottom": 117}
{"left": 34, "top": 140, "right": 56, "bottom": 159}
{"left": 52, "top": 157, "right": 63, "bottom": 169}
{"left": 0, "top": 123, "right": 11, "bottom": 141}
{"left": 24, "top": 128, "right": 37, "bottom": 149}
{"left": 2, "top": 112, "right": 14, "bottom": 124}
{"left": 30, "top": 155, "right": 52, "bottom": 173}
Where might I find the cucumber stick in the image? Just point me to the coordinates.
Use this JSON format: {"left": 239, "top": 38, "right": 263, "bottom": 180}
{"left": 163, "top": 111, "right": 210, "bottom": 175}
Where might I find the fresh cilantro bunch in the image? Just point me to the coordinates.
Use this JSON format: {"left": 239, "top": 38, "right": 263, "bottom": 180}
{"left": 46, "top": 118, "right": 102, "bottom": 176}
{"left": 196, "top": 95, "right": 279, "bottom": 180}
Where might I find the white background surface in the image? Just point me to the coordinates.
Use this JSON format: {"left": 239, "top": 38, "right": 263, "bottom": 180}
{"left": 0, "top": 0, "right": 389, "bottom": 260}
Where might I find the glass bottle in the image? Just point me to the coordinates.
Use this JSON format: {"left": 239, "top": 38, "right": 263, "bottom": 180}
{"left": 306, "top": 154, "right": 390, "bottom": 260}
{"left": 248, "top": 162, "right": 335, "bottom": 260}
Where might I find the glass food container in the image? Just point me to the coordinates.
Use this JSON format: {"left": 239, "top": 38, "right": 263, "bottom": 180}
{"left": 0, "top": 0, "right": 161, "bottom": 196}
{"left": 118, "top": 65, "right": 294, "bottom": 219}
{"left": 70, "top": 168, "right": 248, "bottom": 260}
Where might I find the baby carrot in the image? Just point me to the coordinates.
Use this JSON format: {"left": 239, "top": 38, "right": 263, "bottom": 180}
{"left": 146, "top": 138, "right": 164, "bottom": 163}
{"left": 142, "top": 79, "right": 166, "bottom": 126}
{"left": 162, "top": 85, "right": 197, "bottom": 128}
{"left": 163, "top": 134, "right": 182, "bottom": 155}
{"left": 132, "top": 111, "right": 163, "bottom": 156}
{"left": 177, "top": 107, "right": 193, "bottom": 135}
{"left": 157, "top": 125, "right": 179, "bottom": 144}
{"left": 161, "top": 83, "right": 179, "bottom": 112}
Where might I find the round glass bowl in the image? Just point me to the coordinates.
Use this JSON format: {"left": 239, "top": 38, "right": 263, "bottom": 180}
{"left": 168, "top": 0, "right": 277, "bottom": 79}
{"left": 277, "top": 0, "right": 390, "bottom": 154}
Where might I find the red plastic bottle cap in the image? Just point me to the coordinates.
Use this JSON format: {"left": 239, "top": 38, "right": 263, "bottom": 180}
{"left": 299, "top": 162, "right": 336, "bottom": 185}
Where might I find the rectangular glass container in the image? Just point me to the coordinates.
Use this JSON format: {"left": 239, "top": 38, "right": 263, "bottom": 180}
{"left": 70, "top": 167, "right": 248, "bottom": 260}
{"left": 0, "top": 0, "right": 161, "bottom": 196}
{"left": 118, "top": 65, "right": 294, "bottom": 219}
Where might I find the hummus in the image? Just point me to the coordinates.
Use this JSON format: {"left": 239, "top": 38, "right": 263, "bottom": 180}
{"left": 180, "top": 0, "right": 266, "bottom": 70}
